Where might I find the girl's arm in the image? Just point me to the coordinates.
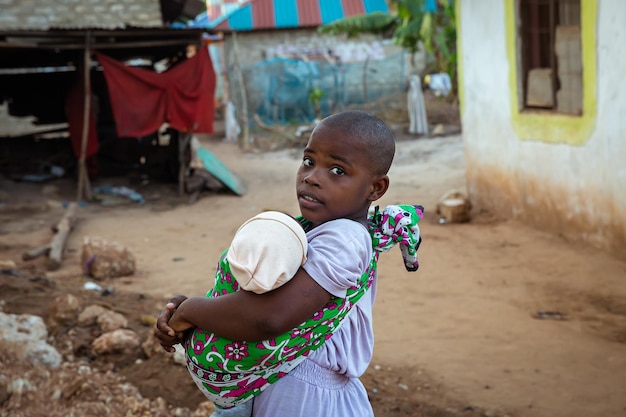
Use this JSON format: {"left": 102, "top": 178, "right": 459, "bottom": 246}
{"left": 159, "top": 267, "right": 331, "bottom": 342}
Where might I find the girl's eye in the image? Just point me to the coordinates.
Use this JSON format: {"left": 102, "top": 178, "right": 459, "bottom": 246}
{"left": 330, "top": 166, "right": 345, "bottom": 176}
{"left": 302, "top": 157, "right": 313, "bottom": 167}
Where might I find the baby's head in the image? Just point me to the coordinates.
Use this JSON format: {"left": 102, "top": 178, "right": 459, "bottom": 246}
{"left": 296, "top": 110, "right": 395, "bottom": 226}
{"left": 227, "top": 211, "right": 307, "bottom": 294}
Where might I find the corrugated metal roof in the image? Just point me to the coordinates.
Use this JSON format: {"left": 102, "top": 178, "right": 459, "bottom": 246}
{"left": 0, "top": 0, "right": 163, "bottom": 31}
{"left": 193, "top": 0, "right": 389, "bottom": 31}
{"left": 205, "top": 0, "right": 248, "bottom": 22}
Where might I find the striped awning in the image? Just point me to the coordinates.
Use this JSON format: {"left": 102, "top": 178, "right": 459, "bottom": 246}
{"left": 194, "top": 0, "right": 389, "bottom": 31}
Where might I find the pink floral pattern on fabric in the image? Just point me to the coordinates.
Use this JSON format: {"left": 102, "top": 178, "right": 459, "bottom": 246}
{"left": 370, "top": 204, "right": 423, "bottom": 271}
{"left": 185, "top": 205, "right": 423, "bottom": 408}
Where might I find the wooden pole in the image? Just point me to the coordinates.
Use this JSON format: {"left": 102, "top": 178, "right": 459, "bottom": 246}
{"left": 362, "top": 56, "right": 370, "bottom": 104}
{"left": 178, "top": 132, "right": 191, "bottom": 196}
{"left": 218, "top": 34, "right": 230, "bottom": 111}
{"left": 22, "top": 245, "right": 51, "bottom": 261}
{"left": 76, "top": 31, "right": 93, "bottom": 202}
{"left": 47, "top": 202, "right": 78, "bottom": 271}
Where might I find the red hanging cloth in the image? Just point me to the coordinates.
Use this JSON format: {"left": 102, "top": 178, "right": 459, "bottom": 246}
{"left": 95, "top": 47, "right": 216, "bottom": 138}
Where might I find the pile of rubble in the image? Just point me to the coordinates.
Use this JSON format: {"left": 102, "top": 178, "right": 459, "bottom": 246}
{"left": 0, "top": 292, "right": 213, "bottom": 417}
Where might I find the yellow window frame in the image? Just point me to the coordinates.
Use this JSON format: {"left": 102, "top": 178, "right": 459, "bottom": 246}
{"left": 504, "top": 0, "right": 597, "bottom": 145}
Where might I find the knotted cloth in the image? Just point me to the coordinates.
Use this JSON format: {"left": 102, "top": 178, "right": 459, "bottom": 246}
{"left": 370, "top": 204, "right": 424, "bottom": 271}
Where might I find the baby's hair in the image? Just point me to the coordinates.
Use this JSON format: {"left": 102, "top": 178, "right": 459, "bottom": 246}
{"left": 319, "top": 110, "right": 395, "bottom": 176}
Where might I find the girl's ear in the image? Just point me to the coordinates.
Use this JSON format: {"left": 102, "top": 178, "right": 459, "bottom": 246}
{"left": 368, "top": 175, "right": 390, "bottom": 201}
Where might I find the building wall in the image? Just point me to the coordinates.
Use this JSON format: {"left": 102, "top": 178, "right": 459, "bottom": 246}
{"left": 458, "top": 0, "right": 626, "bottom": 259}
{"left": 217, "top": 28, "right": 415, "bottom": 124}
{"left": 221, "top": 28, "right": 406, "bottom": 68}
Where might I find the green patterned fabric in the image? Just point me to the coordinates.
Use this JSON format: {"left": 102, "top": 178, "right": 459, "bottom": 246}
{"left": 186, "top": 249, "right": 378, "bottom": 408}
{"left": 184, "top": 205, "right": 423, "bottom": 408}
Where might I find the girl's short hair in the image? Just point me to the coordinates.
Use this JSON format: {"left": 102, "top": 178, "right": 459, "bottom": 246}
{"left": 320, "top": 110, "right": 396, "bottom": 176}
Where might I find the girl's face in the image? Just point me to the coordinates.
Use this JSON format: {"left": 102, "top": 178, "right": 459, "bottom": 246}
{"left": 296, "top": 124, "right": 388, "bottom": 227}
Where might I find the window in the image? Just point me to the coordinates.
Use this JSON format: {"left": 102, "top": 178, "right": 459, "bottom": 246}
{"left": 504, "top": 0, "right": 596, "bottom": 145}
{"left": 519, "top": 0, "right": 582, "bottom": 115}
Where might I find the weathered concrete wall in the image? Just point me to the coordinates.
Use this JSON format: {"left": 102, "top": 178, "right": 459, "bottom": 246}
{"left": 216, "top": 28, "right": 417, "bottom": 124}
{"left": 458, "top": 0, "right": 626, "bottom": 259}
{"left": 221, "top": 28, "right": 408, "bottom": 69}
{"left": 217, "top": 28, "right": 415, "bottom": 101}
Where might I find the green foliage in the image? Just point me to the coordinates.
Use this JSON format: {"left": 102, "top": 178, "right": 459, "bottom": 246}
{"left": 392, "top": 15, "right": 423, "bottom": 54}
{"left": 420, "top": 1, "right": 457, "bottom": 98}
{"left": 385, "top": 0, "right": 425, "bottom": 54}
{"left": 309, "top": 87, "right": 326, "bottom": 118}
{"left": 317, "top": 11, "right": 396, "bottom": 38}
{"left": 308, "top": 87, "right": 325, "bottom": 105}
{"left": 395, "top": 0, "right": 422, "bottom": 18}
{"left": 317, "top": 0, "right": 458, "bottom": 101}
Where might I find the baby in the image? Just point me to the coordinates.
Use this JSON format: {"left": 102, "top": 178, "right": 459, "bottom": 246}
{"left": 226, "top": 211, "right": 307, "bottom": 294}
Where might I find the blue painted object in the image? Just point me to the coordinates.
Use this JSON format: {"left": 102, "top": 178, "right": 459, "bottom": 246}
{"left": 195, "top": 146, "right": 247, "bottom": 196}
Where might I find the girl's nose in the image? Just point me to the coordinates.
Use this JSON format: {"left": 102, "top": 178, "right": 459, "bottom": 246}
{"left": 303, "top": 170, "right": 320, "bottom": 186}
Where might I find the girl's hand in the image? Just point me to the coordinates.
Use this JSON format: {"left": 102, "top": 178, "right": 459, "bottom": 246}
{"left": 168, "top": 306, "right": 197, "bottom": 334}
{"left": 155, "top": 295, "right": 188, "bottom": 353}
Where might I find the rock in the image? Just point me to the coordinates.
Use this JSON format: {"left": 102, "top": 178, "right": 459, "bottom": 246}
{"left": 432, "top": 123, "right": 446, "bottom": 136}
{"left": 0, "top": 259, "right": 17, "bottom": 269}
{"left": 77, "top": 304, "right": 128, "bottom": 332}
{"left": 92, "top": 329, "right": 140, "bottom": 355}
{"left": 81, "top": 236, "right": 136, "bottom": 279}
{"left": 7, "top": 378, "right": 35, "bottom": 396}
{"left": 97, "top": 309, "right": 129, "bottom": 333}
{"left": 77, "top": 304, "right": 109, "bottom": 327}
{"left": 0, "top": 378, "right": 9, "bottom": 404}
{"left": 0, "top": 312, "right": 62, "bottom": 368}
{"left": 141, "top": 332, "right": 164, "bottom": 358}
{"left": 48, "top": 294, "right": 82, "bottom": 326}
{"left": 192, "top": 401, "right": 217, "bottom": 417}
{"left": 139, "top": 314, "right": 157, "bottom": 327}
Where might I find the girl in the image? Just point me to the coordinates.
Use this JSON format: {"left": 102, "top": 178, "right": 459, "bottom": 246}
{"left": 156, "top": 110, "right": 423, "bottom": 417}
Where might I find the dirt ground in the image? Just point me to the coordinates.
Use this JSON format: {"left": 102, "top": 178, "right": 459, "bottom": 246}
{"left": 1, "top": 123, "right": 625, "bottom": 417}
